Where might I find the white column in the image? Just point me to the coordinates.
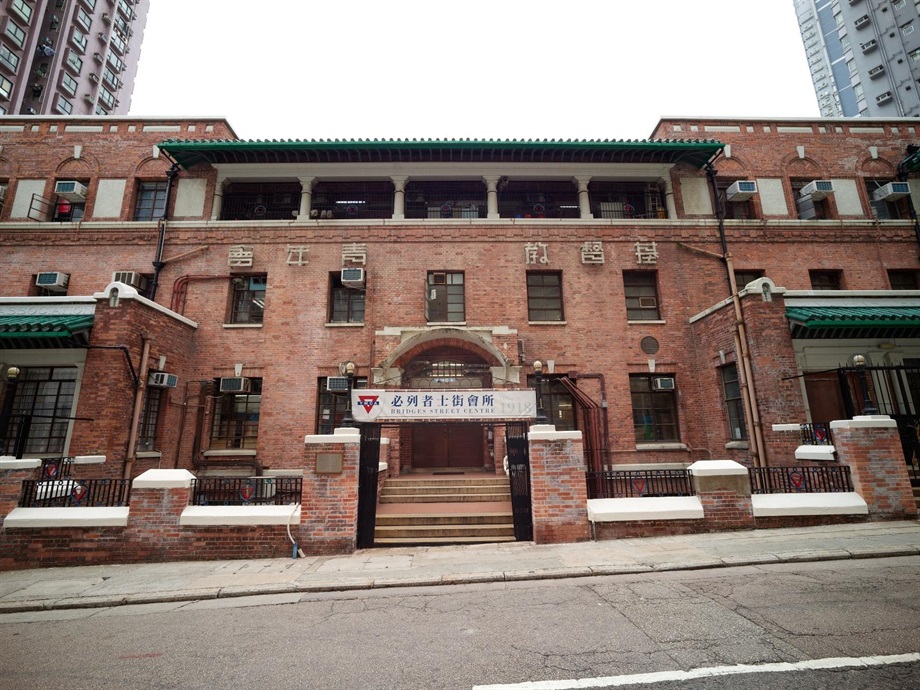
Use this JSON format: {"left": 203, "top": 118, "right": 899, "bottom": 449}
{"left": 211, "top": 177, "right": 227, "bottom": 220}
{"left": 298, "top": 176, "right": 315, "bottom": 221}
{"left": 392, "top": 176, "right": 408, "bottom": 220}
{"left": 573, "top": 176, "right": 592, "bottom": 219}
{"left": 662, "top": 176, "right": 676, "bottom": 219}
{"left": 483, "top": 176, "right": 500, "bottom": 219}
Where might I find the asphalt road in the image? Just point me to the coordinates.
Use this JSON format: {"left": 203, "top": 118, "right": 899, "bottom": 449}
{"left": 1, "top": 556, "right": 918, "bottom": 690}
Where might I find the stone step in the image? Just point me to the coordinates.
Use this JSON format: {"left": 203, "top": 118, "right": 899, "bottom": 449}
{"left": 374, "top": 523, "right": 515, "bottom": 540}
{"left": 376, "top": 512, "right": 512, "bottom": 526}
{"left": 382, "top": 484, "right": 511, "bottom": 496}
{"left": 385, "top": 477, "right": 509, "bottom": 488}
{"left": 380, "top": 492, "right": 510, "bottom": 504}
{"left": 373, "top": 535, "right": 517, "bottom": 546}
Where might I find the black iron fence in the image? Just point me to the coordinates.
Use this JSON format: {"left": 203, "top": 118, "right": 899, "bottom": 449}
{"left": 18, "top": 478, "right": 132, "bottom": 507}
{"left": 190, "top": 477, "right": 302, "bottom": 506}
{"left": 749, "top": 466, "right": 853, "bottom": 494}
{"left": 586, "top": 469, "right": 694, "bottom": 500}
{"left": 799, "top": 423, "right": 833, "bottom": 446}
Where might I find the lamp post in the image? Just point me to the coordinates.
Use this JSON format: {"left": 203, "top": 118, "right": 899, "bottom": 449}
{"left": 851, "top": 354, "right": 879, "bottom": 415}
{"left": 341, "top": 361, "right": 356, "bottom": 428}
{"left": 533, "top": 360, "right": 548, "bottom": 424}
{"left": 0, "top": 366, "right": 21, "bottom": 455}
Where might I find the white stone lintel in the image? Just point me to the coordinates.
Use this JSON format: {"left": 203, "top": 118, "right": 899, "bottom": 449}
{"left": 751, "top": 493, "right": 868, "bottom": 516}
{"left": 4, "top": 506, "right": 130, "bottom": 528}
{"left": 794, "top": 445, "right": 836, "bottom": 461}
{"left": 133, "top": 468, "right": 196, "bottom": 489}
{"left": 588, "top": 496, "right": 704, "bottom": 522}
{"left": 772, "top": 424, "right": 802, "bottom": 432}
{"left": 688, "top": 459, "right": 748, "bottom": 476}
{"left": 0, "top": 457, "right": 41, "bottom": 471}
{"left": 73, "top": 454, "right": 106, "bottom": 464}
{"left": 830, "top": 416, "right": 897, "bottom": 430}
{"left": 179, "top": 505, "right": 301, "bottom": 526}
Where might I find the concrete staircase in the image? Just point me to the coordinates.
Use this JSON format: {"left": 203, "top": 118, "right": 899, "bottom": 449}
{"left": 374, "top": 475, "right": 515, "bottom": 546}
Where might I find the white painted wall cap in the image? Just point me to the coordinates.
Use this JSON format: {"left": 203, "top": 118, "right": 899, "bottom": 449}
{"left": 795, "top": 445, "right": 837, "bottom": 461}
{"left": 688, "top": 459, "right": 749, "bottom": 476}
{"left": 0, "top": 457, "right": 41, "bottom": 470}
{"left": 132, "top": 468, "right": 196, "bottom": 489}
{"left": 528, "top": 429, "right": 583, "bottom": 442}
{"left": 830, "top": 416, "right": 897, "bottom": 429}
{"left": 179, "top": 505, "right": 301, "bottom": 526}
{"left": 588, "top": 496, "right": 704, "bottom": 522}
{"left": 73, "top": 454, "right": 106, "bottom": 464}
{"left": 3, "top": 506, "right": 130, "bottom": 528}
{"left": 751, "top": 493, "right": 868, "bottom": 516}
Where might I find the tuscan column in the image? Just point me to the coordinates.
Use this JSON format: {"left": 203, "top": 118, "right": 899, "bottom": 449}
{"left": 298, "top": 177, "right": 316, "bottom": 221}
{"left": 662, "top": 176, "right": 676, "bottom": 219}
{"left": 573, "top": 176, "right": 592, "bottom": 219}
{"left": 211, "top": 176, "right": 227, "bottom": 220}
{"left": 392, "top": 176, "right": 408, "bottom": 220}
{"left": 483, "top": 176, "right": 500, "bottom": 219}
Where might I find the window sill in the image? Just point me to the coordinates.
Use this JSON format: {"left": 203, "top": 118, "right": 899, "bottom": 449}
{"left": 426, "top": 322, "right": 467, "bottom": 326}
{"left": 725, "top": 441, "right": 749, "bottom": 450}
{"left": 326, "top": 322, "right": 365, "bottom": 327}
{"left": 135, "top": 451, "right": 162, "bottom": 459}
{"left": 203, "top": 449, "right": 258, "bottom": 457}
{"left": 528, "top": 321, "right": 567, "bottom": 326}
{"left": 222, "top": 323, "right": 263, "bottom": 329}
{"left": 635, "top": 443, "right": 688, "bottom": 451}
{"left": 627, "top": 320, "right": 666, "bottom": 325}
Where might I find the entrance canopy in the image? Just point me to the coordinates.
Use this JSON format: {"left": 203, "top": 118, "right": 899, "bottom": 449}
{"left": 786, "top": 305, "right": 920, "bottom": 339}
{"left": 0, "top": 314, "right": 94, "bottom": 348}
{"left": 352, "top": 389, "right": 536, "bottom": 422}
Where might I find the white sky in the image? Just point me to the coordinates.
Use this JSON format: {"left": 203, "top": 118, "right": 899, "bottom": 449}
{"left": 129, "top": 0, "right": 819, "bottom": 141}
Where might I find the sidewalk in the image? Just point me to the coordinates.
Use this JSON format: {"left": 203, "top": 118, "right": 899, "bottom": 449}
{"left": 1, "top": 521, "right": 917, "bottom": 615}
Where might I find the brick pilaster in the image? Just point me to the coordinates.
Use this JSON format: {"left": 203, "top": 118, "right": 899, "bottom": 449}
{"left": 528, "top": 425, "right": 590, "bottom": 544}
{"left": 301, "top": 428, "right": 361, "bottom": 553}
{"left": 689, "top": 460, "right": 755, "bottom": 529}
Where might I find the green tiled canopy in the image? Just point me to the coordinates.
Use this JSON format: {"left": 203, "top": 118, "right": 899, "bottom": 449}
{"left": 0, "top": 315, "right": 94, "bottom": 348}
{"left": 786, "top": 306, "right": 920, "bottom": 339}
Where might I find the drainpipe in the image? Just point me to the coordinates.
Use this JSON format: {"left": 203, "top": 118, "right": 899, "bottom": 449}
{"left": 896, "top": 145, "right": 920, "bottom": 257}
{"left": 149, "top": 162, "right": 181, "bottom": 302}
{"left": 705, "top": 161, "right": 768, "bottom": 468}
{"left": 123, "top": 338, "right": 151, "bottom": 479}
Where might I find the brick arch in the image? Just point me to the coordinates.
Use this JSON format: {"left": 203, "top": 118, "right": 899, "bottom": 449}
{"left": 385, "top": 329, "right": 509, "bottom": 371}
{"left": 715, "top": 156, "right": 752, "bottom": 175}
{"left": 55, "top": 155, "right": 98, "bottom": 176}
{"left": 782, "top": 155, "right": 822, "bottom": 177}
{"left": 135, "top": 156, "right": 171, "bottom": 177}
{"left": 0, "top": 156, "right": 15, "bottom": 176}
{"left": 858, "top": 157, "right": 898, "bottom": 176}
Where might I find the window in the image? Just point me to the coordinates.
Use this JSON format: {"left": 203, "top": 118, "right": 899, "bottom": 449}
{"left": 109, "top": 31, "right": 127, "bottom": 54}
{"left": 98, "top": 86, "right": 115, "bottom": 110}
{"left": 0, "top": 44, "right": 20, "bottom": 73}
{"left": 134, "top": 181, "right": 168, "bottom": 221}
{"left": 76, "top": 8, "right": 92, "bottom": 31}
{"left": 72, "top": 29, "right": 88, "bottom": 52}
{"left": 902, "top": 21, "right": 915, "bottom": 36}
{"left": 623, "top": 271, "right": 660, "bottom": 320}
{"left": 630, "top": 374, "right": 679, "bottom": 443}
{"left": 55, "top": 95, "right": 73, "bottom": 115}
{"left": 53, "top": 195, "right": 84, "bottom": 221}
{"left": 11, "top": 0, "right": 32, "bottom": 23}
{"left": 911, "top": 48, "right": 920, "bottom": 63}
{"left": 229, "top": 275, "right": 266, "bottom": 324}
{"left": 316, "top": 377, "right": 367, "bottom": 434}
{"left": 715, "top": 179, "right": 756, "bottom": 219}
{"left": 5, "top": 21, "right": 26, "bottom": 48}
{"left": 102, "top": 67, "right": 119, "bottom": 88}
{"left": 1, "top": 367, "right": 78, "bottom": 455}
{"left": 66, "top": 50, "right": 83, "bottom": 74}
{"left": 889, "top": 269, "right": 919, "bottom": 290}
{"left": 210, "top": 378, "right": 262, "bottom": 450}
{"left": 61, "top": 72, "right": 78, "bottom": 96}
{"left": 526, "top": 271, "right": 563, "bottom": 322}
{"left": 0, "top": 76, "right": 11, "bottom": 100}
{"left": 792, "top": 180, "right": 831, "bottom": 220}
{"left": 895, "top": 0, "right": 907, "bottom": 9}
{"left": 528, "top": 376, "right": 576, "bottom": 431}
{"left": 866, "top": 179, "right": 908, "bottom": 219}
{"left": 137, "top": 388, "right": 162, "bottom": 451}
{"left": 329, "top": 273, "right": 365, "bottom": 323}
{"left": 734, "top": 270, "right": 764, "bottom": 290}
{"left": 721, "top": 364, "right": 747, "bottom": 441}
{"left": 809, "top": 270, "right": 842, "bottom": 290}
{"left": 426, "top": 271, "right": 465, "bottom": 323}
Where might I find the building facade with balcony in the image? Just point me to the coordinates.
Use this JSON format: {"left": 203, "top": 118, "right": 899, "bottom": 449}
{"left": 0, "top": 0, "right": 148, "bottom": 117}
{"left": 0, "top": 115, "right": 918, "bottom": 498}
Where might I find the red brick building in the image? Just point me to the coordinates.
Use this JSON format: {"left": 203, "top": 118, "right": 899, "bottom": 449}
{"left": 1, "top": 115, "right": 918, "bottom": 489}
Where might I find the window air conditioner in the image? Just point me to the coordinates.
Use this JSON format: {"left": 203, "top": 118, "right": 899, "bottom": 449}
{"left": 54, "top": 180, "right": 88, "bottom": 201}
{"left": 861, "top": 39, "right": 877, "bottom": 52}
{"left": 88, "top": 73, "right": 99, "bottom": 83}
{"left": 148, "top": 372, "right": 178, "bottom": 388}
{"left": 326, "top": 376, "right": 350, "bottom": 392}
{"left": 35, "top": 271, "right": 70, "bottom": 292}
{"left": 112, "top": 271, "right": 148, "bottom": 290}
{"left": 638, "top": 296, "right": 658, "bottom": 309}
{"left": 854, "top": 15, "right": 870, "bottom": 28}
{"left": 219, "top": 377, "right": 251, "bottom": 393}
{"left": 725, "top": 180, "right": 757, "bottom": 201}
{"left": 868, "top": 64, "right": 885, "bottom": 78}
{"left": 872, "top": 182, "right": 911, "bottom": 201}
{"left": 652, "top": 377, "right": 676, "bottom": 391}
{"left": 876, "top": 91, "right": 893, "bottom": 104}
{"left": 340, "top": 267, "right": 365, "bottom": 288}
{"left": 799, "top": 180, "right": 834, "bottom": 200}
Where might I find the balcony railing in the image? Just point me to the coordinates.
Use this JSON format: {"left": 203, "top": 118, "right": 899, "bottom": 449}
{"left": 498, "top": 181, "right": 579, "bottom": 219}
{"left": 586, "top": 469, "right": 694, "bottom": 500}
{"left": 800, "top": 422, "right": 833, "bottom": 446}
{"left": 18, "top": 478, "right": 132, "bottom": 507}
{"left": 190, "top": 476, "right": 302, "bottom": 506}
{"left": 748, "top": 466, "right": 853, "bottom": 494}
{"left": 220, "top": 182, "right": 301, "bottom": 221}
{"left": 589, "top": 181, "right": 667, "bottom": 219}
{"left": 405, "top": 181, "right": 486, "bottom": 219}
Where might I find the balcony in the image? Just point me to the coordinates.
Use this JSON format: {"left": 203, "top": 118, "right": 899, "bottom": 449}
{"left": 220, "top": 182, "right": 301, "bottom": 221}
{"left": 589, "top": 181, "right": 667, "bottom": 219}
{"left": 497, "top": 180, "right": 579, "bottom": 219}
{"left": 405, "top": 181, "right": 485, "bottom": 219}
{"left": 310, "top": 181, "right": 394, "bottom": 220}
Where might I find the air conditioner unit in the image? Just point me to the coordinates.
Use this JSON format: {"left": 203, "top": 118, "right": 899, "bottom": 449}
{"left": 876, "top": 91, "right": 893, "bottom": 104}
{"left": 88, "top": 73, "right": 99, "bottom": 83}
{"left": 799, "top": 180, "right": 834, "bottom": 200}
{"left": 725, "top": 180, "right": 757, "bottom": 201}
{"left": 148, "top": 371, "right": 178, "bottom": 388}
{"left": 340, "top": 267, "right": 365, "bottom": 288}
{"left": 35, "top": 271, "right": 69, "bottom": 292}
{"left": 652, "top": 377, "right": 676, "bottom": 391}
{"left": 638, "top": 296, "right": 658, "bottom": 309}
{"left": 54, "top": 180, "right": 88, "bottom": 201}
{"left": 326, "top": 376, "right": 350, "bottom": 392}
{"left": 219, "top": 377, "right": 251, "bottom": 393}
{"left": 112, "top": 271, "right": 148, "bottom": 290}
{"left": 861, "top": 39, "right": 877, "bottom": 52}
{"left": 872, "top": 181, "right": 911, "bottom": 201}
{"left": 868, "top": 64, "right": 885, "bottom": 78}
{"left": 83, "top": 94, "right": 95, "bottom": 104}
{"left": 102, "top": 12, "right": 111, "bottom": 23}
{"left": 854, "top": 15, "right": 870, "bottom": 28}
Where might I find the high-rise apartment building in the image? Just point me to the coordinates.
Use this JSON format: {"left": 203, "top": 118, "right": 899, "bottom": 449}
{"left": 795, "top": 0, "right": 920, "bottom": 117}
{"left": 0, "top": 0, "right": 148, "bottom": 116}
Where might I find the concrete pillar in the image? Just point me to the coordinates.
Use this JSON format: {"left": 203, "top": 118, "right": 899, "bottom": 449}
{"left": 127, "top": 469, "right": 195, "bottom": 561}
{"left": 483, "top": 176, "right": 500, "bottom": 219}
{"left": 688, "top": 460, "right": 755, "bottom": 529}
{"left": 298, "top": 176, "right": 316, "bottom": 221}
{"left": 831, "top": 416, "right": 917, "bottom": 519}
{"left": 302, "top": 427, "right": 361, "bottom": 553}
{"left": 0, "top": 459, "right": 40, "bottom": 527}
{"left": 573, "top": 176, "right": 592, "bottom": 219}
{"left": 528, "top": 424, "right": 590, "bottom": 544}
{"left": 211, "top": 177, "right": 227, "bottom": 220}
{"left": 662, "top": 176, "right": 676, "bottom": 219}
{"left": 392, "top": 176, "right": 407, "bottom": 220}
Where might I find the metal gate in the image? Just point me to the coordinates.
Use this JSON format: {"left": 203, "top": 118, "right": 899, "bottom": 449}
{"left": 505, "top": 421, "right": 533, "bottom": 541}
{"left": 356, "top": 424, "right": 382, "bottom": 549}
{"left": 837, "top": 364, "right": 920, "bottom": 469}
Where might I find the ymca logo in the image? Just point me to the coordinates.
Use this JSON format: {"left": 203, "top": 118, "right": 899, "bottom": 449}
{"left": 358, "top": 395, "right": 380, "bottom": 414}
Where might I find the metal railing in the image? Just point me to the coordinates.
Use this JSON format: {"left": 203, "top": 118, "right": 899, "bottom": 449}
{"left": 18, "top": 478, "right": 132, "bottom": 507}
{"left": 749, "top": 466, "right": 853, "bottom": 494}
{"left": 190, "top": 476, "right": 302, "bottom": 506}
{"left": 799, "top": 423, "right": 833, "bottom": 446}
{"left": 586, "top": 469, "right": 694, "bottom": 500}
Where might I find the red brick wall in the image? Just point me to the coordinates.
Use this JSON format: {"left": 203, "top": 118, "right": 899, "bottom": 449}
{"left": 528, "top": 430, "right": 590, "bottom": 544}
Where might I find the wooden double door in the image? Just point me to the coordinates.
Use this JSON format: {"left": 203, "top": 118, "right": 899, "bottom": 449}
{"left": 412, "top": 423, "right": 484, "bottom": 469}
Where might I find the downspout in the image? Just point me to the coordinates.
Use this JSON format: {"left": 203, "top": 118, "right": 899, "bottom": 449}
{"left": 123, "top": 338, "right": 151, "bottom": 479}
{"left": 149, "top": 162, "right": 181, "bottom": 302}
{"left": 896, "top": 145, "right": 920, "bottom": 257}
{"left": 705, "top": 161, "right": 768, "bottom": 468}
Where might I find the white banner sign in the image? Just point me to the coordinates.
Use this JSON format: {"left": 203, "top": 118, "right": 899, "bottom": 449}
{"left": 351, "top": 389, "right": 536, "bottom": 422}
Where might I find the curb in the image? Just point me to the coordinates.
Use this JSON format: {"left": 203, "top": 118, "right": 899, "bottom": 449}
{"left": 2, "top": 547, "right": 917, "bottom": 615}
